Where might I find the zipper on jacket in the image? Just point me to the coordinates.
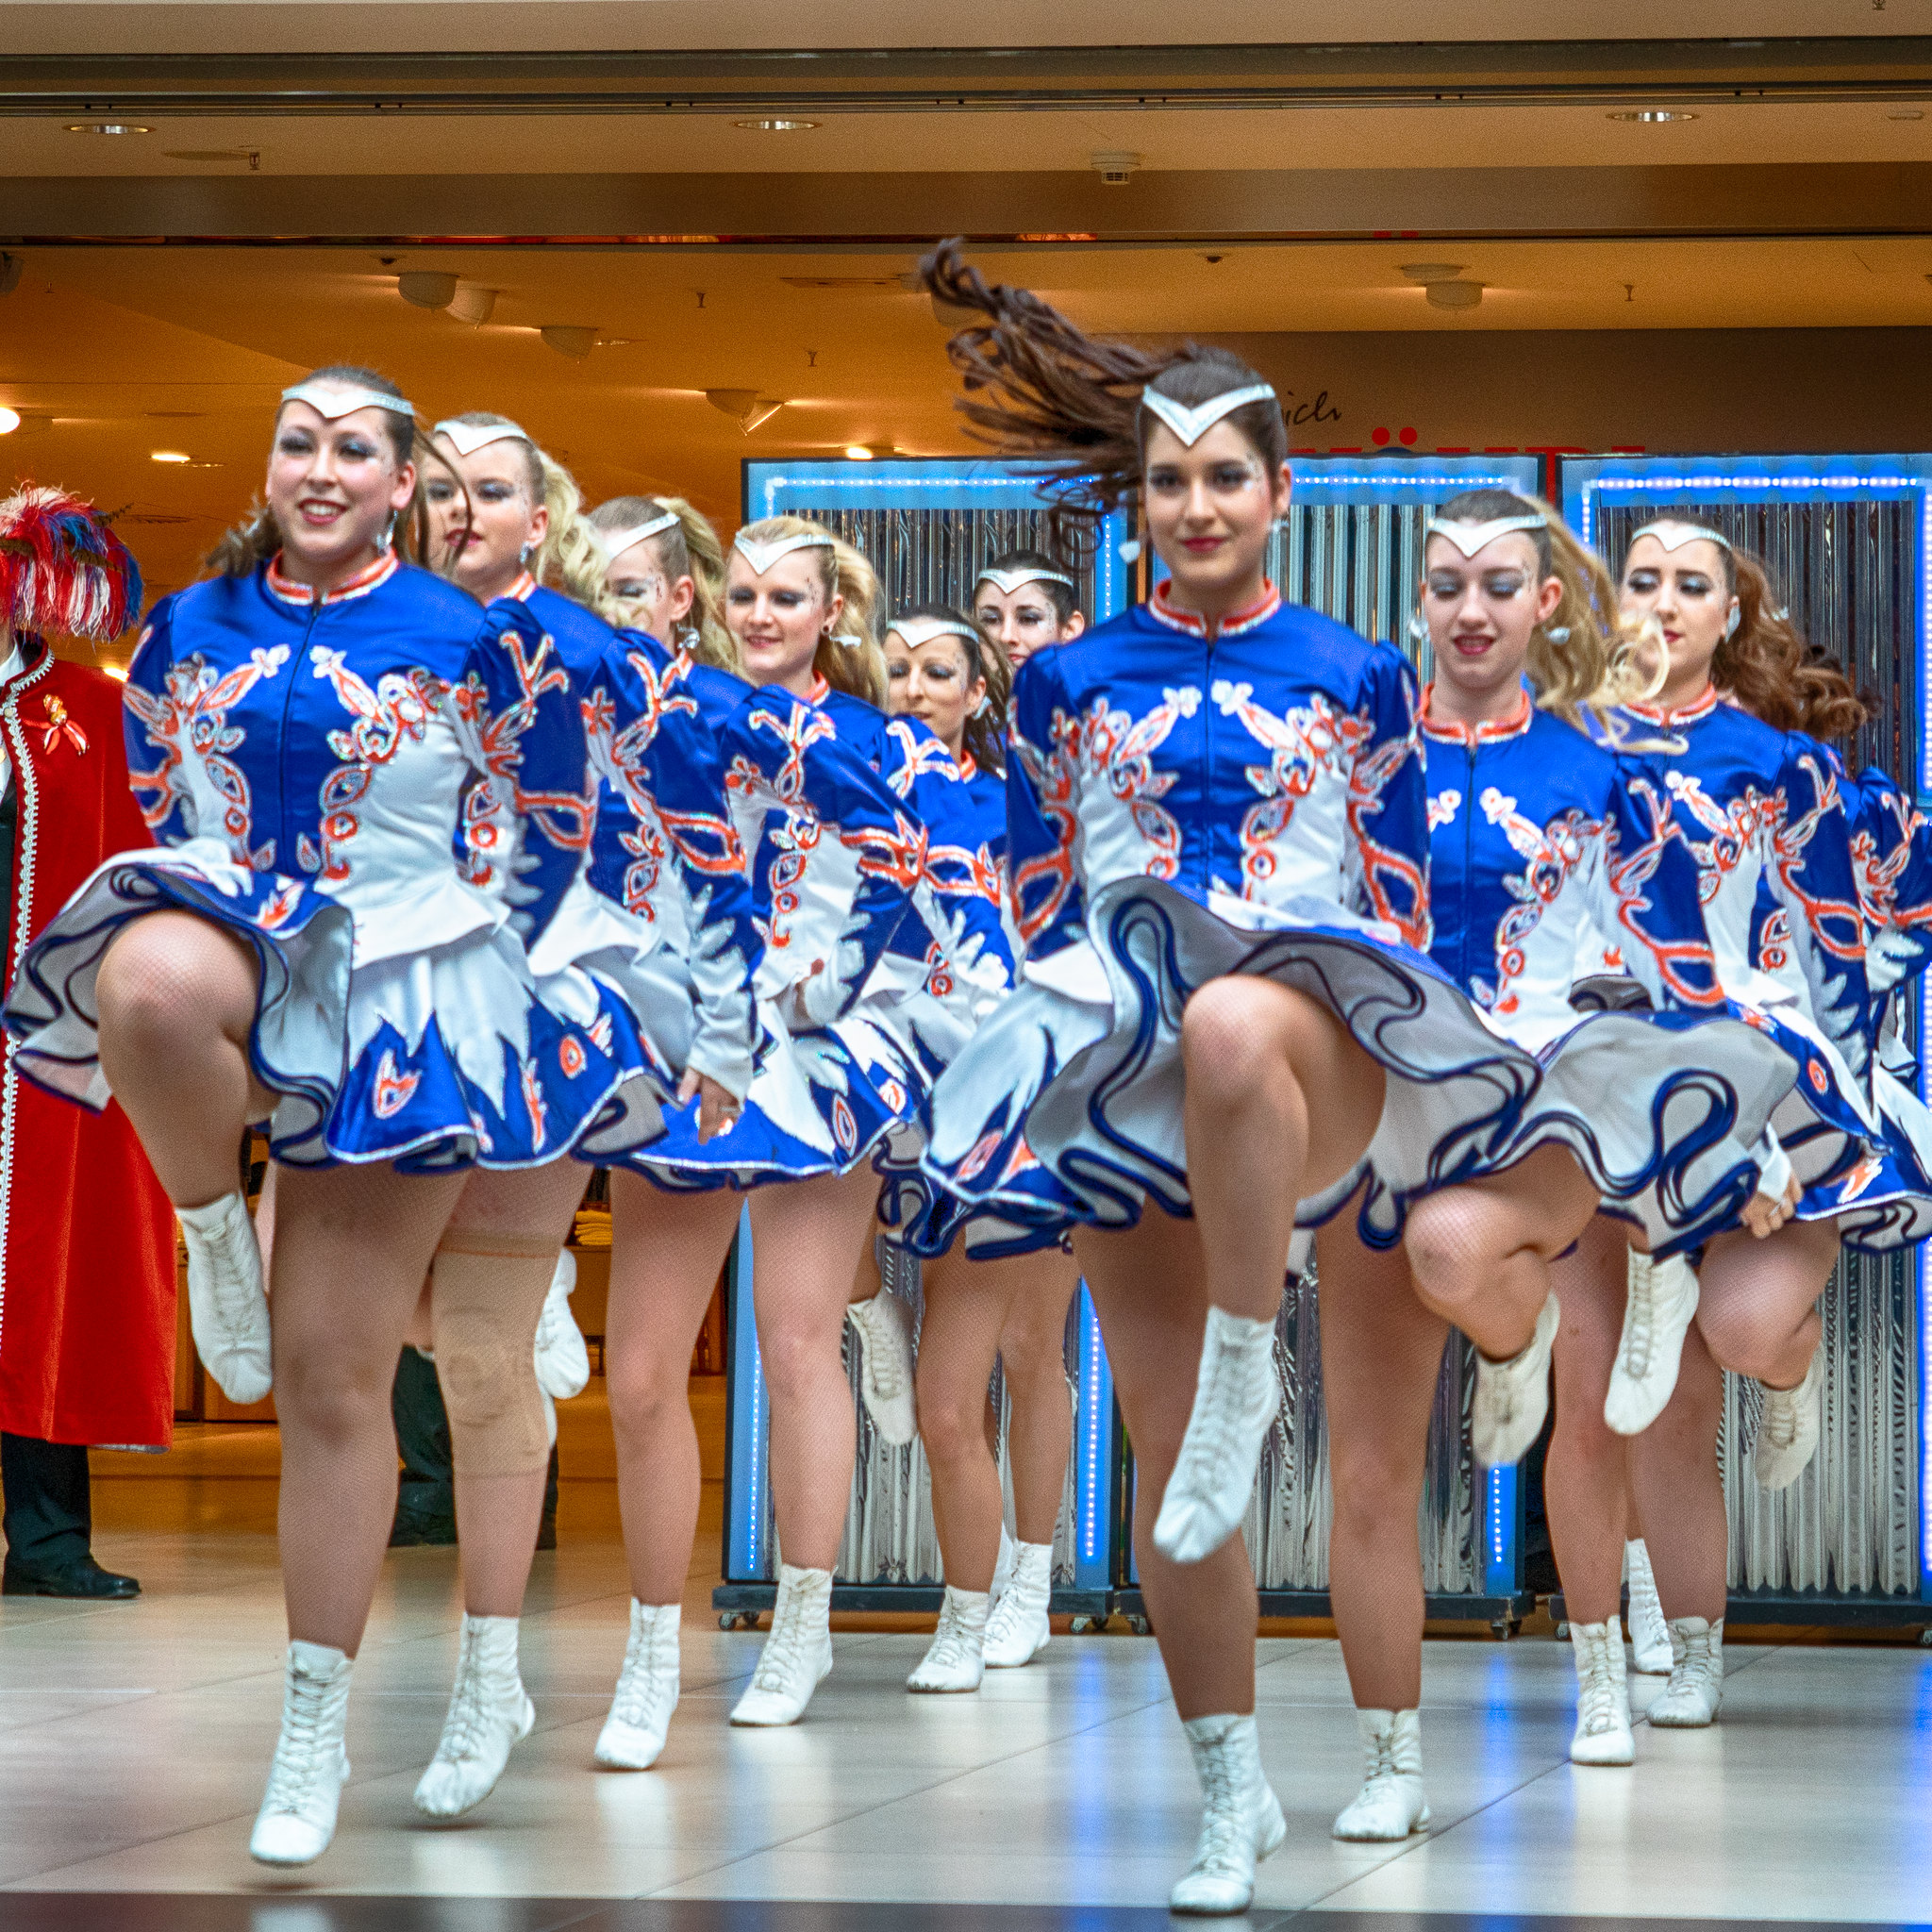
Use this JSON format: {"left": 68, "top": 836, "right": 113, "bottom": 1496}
{"left": 1462, "top": 739, "right": 1478, "bottom": 992}
{"left": 276, "top": 593, "right": 326, "bottom": 869}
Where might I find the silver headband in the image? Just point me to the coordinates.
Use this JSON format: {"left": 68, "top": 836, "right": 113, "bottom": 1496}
{"left": 1425, "top": 513, "right": 1546, "bottom": 558}
{"left": 1627, "top": 521, "right": 1733, "bottom": 555}
{"left": 976, "top": 566, "right": 1074, "bottom": 595}
{"left": 887, "top": 615, "right": 979, "bottom": 650}
{"left": 432, "top": 417, "right": 533, "bottom": 458}
{"left": 280, "top": 380, "right": 415, "bottom": 421}
{"left": 734, "top": 531, "right": 834, "bottom": 575}
{"left": 597, "top": 512, "right": 682, "bottom": 562}
{"left": 1140, "top": 383, "right": 1277, "bottom": 448}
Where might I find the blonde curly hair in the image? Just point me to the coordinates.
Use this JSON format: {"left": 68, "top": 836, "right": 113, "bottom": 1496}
{"left": 588, "top": 493, "right": 738, "bottom": 673}
{"left": 730, "top": 514, "right": 887, "bottom": 708}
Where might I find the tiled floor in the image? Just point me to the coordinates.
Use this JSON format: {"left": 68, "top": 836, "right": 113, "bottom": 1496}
{"left": 9, "top": 1393, "right": 1932, "bottom": 1925}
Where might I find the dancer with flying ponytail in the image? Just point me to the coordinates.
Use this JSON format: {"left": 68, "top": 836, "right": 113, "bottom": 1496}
{"left": 6, "top": 367, "right": 651, "bottom": 1866}
{"left": 911, "top": 245, "right": 1796, "bottom": 1914}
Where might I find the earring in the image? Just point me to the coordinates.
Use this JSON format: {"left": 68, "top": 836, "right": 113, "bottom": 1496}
{"left": 519, "top": 541, "right": 535, "bottom": 566}
{"left": 1544, "top": 624, "right": 1572, "bottom": 644}
{"left": 377, "top": 511, "right": 398, "bottom": 556}
{"left": 1407, "top": 609, "right": 1429, "bottom": 647}
{"left": 1119, "top": 538, "right": 1142, "bottom": 563}
{"left": 1724, "top": 601, "right": 1741, "bottom": 640}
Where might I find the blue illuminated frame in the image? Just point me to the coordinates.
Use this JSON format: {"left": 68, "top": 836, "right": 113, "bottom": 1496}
{"left": 1565, "top": 452, "right": 1932, "bottom": 1602}
{"left": 743, "top": 458, "right": 1134, "bottom": 625}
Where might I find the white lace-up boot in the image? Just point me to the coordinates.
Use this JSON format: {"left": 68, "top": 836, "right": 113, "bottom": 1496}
{"left": 178, "top": 1192, "right": 273, "bottom": 1405}
{"left": 1604, "top": 1252, "right": 1699, "bottom": 1435}
{"left": 1170, "top": 1712, "right": 1286, "bottom": 1915}
{"left": 413, "top": 1614, "right": 536, "bottom": 1819}
{"left": 908, "top": 1585, "right": 989, "bottom": 1692}
{"left": 990, "top": 1521, "right": 1018, "bottom": 1606}
{"left": 533, "top": 1249, "right": 591, "bottom": 1400}
{"left": 1755, "top": 1346, "right": 1824, "bottom": 1490}
{"left": 1647, "top": 1616, "right": 1724, "bottom": 1726}
{"left": 1153, "top": 1307, "right": 1280, "bottom": 1565}
{"left": 1624, "top": 1539, "right": 1674, "bottom": 1674}
{"left": 845, "top": 1291, "right": 918, "bottom": 1446}
{"left": 249, "top": 1640, "right": 354, "bottom": 1866}
{"left": 1331, "top": 1707, "right": 1430, "bottom": 1840}
{"left": 1472, "top": 1292, "right": 1559, "bottom": 1467}
{"left": 983, "top": 1540, "right": 1054, "bottom": 1667}
{"left": 1569, "top": 1619, "right": 1635, "bottom": 1766}
{"left": 730, "top": 1562, "right": 834, "bottom": 1725}
{"left": 596, "top": 1600, "right": 681, "bottom": 1769}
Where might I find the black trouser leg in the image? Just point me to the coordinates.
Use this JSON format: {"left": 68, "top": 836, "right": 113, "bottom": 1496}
{"left": 1, "top": 1434, "right": 92, "bottom": 1569}
{"left": 391, "top": 1348, "right": 458, "bottom": 1544}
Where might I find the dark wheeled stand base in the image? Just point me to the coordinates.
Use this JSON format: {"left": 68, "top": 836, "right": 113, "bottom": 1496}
{"left": 1111, "top": 1585, "right": 1539, "bottom": 1640}
{"left": 711, "top": 1581, "right": 1117, "bottom": 1631}
{"left": 1550, "top": 1589, "right": 1932, "bottom": 1636}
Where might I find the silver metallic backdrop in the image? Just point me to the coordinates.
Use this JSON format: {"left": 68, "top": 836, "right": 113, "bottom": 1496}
{"left": 1598, "top": 495, "right": 1920, "bottom": 1601}
{"left": 1269, "top": 503, "right": 1434, "bottom": 682}
{"left": 809, "top": 506, "right": 1105, "bottom": 625}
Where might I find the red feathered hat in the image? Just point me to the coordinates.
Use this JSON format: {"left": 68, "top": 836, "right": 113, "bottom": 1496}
{"left": 0, "top": 484, "right": 144, "bottom": 641}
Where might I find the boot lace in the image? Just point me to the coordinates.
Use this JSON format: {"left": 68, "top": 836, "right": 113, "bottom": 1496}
{"left": 1759, "top": 1379, "right": 1806, "bottom": 1452}
{"left": 1620, "top": 1262, "right": 1660, "bottom": 1378}
{"left": 920, "top": 1600, "right": 980, "bottom": 1676}
{"left": 1174, "top": 1332, "right": 1274, "bottom": 1495}
{"left": 752, "top": 1593, "right": 821, "bottom": 1693}
{"left": 853, "top": 1298, "right": 908, "bottom": 1402}
{"left": 610, "top": 1624, "right": 677, "bottom": 1732}
{"left": 191, "top": 1204, "right": 259, "bottom": 1344}
{"left": 431, "top": 1641, "right": 497, "bottom": 1768}
{"left": 1357, "top": 1730, "right": 1399, "bottom": 1798}
{"left": 1189, "top": 1743, "right": 1252, "bottom": 1879}
{"left": 1575, "top": 1640, "right": 1624, "bottom": 1738}
{"left": 984, "top": 1580, "right": 1039, "bottom": 1651}
{"left": 261, "top": 1668, "right": 341, "bottom": 1816}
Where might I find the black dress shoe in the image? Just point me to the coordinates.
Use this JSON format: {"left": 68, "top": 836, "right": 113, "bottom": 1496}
{"left": 3, "top": 1556, "right": 140, "bottom": 1599}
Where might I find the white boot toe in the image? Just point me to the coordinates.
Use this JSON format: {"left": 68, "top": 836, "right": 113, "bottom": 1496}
{"left": 1153, "top": 1307, "right": 1281, "bottom": 1566}
{"left": 1331, "top": 1708, "right": 1429, "bottom": 1840}
{"left": 1472, "top": 1293, "right": 1559, "bottom": 1468}
{"left": 907, "top": 1586, "right": 988, "bottom": 1693}
{"left": 596, "top": 1599, "right": 682, "bottom": 1770}
{"left": 412, "top": 1614, "right": 536, "bottom": 1820}
{"left": 178, "top": 1193, "right": 273, "bottom": 1406}
{"left": 1169, "top": 1713, "right": 1285, "bottom": 1915}
{"left": 730, "top": 1564, "right": 834, "bottom": 1725}
{"left": 249, "top": 1640, "right": 354, "bottom": 1867}
{"left": 1569, "top": 1619, "right": 1635, "bottom": 1766}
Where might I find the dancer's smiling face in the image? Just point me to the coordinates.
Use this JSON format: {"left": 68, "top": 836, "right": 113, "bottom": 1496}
{"left": 1619, "top": 528, "right": 1736, "bottom": 702}
{"left": 1421, "top": 529, "right": 1562, "bottom": 717}
{"left": 266, "top": 391, "right": 415, "bottom": 587}
{"left": 727, "top": 547, "right": 839, "bottom": 695}
{"left": 425, "top": 437, "right": 545, "bottom": 605}
{"left": 1142, "top": 417, "right": 1290, "bottom": 613}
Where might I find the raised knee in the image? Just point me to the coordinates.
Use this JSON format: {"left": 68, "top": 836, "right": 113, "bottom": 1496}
{"left": 1180, "top": 979, "right": 1284, "bottom": 1091}
{"left": 1403, "top": 1195, "right": 1493, "bottom": 1306}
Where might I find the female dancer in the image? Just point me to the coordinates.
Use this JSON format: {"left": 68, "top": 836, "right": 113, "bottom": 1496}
{"left": 396, "top": 413, "right": 750, "bottom": 1816}
{"left": 873, "top": 605, "right": 1079, "bottom": 1690}
{"left": 589, "top": 492, "right": 737, "bottom": 671}
{"left": 630, "top": 517, "right": 1005, "bottom": 1731}
{"left": 971, "top": 547, "right": 1087, "bottom": 669}
{"left": 6, "top": 367, "right": 650, "bottom": 1866}
{"left": 1314, "top": 491, "right": 1797, "bottom": 1841}
{"left": 1547, "top": 523, "right": 1901, "bottom": 1757}
{"left": 913, "top": 247, "right": 1795, "bottom": 1913}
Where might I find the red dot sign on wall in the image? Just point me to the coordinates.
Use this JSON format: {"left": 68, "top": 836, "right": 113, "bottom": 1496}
{"left": 1370, "top": 427, "right": 1421, "bottom": 447}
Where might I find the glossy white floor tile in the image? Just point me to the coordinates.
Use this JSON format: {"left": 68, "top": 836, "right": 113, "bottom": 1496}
{"left": 5, "top": 1527, "right": 1930, "bottom": 1917}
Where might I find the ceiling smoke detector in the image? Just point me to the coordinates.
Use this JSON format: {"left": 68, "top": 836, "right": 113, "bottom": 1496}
{"left": 1399, "top": 263, "right": 1485, "bottom": 310}
{"left": 1091, "top": 150, "right": 1141, "bottom": 185}
{"left": 447, "top": 285, "right": 497, "bottom": 325}
{"left": 706, "top": 389, "right": 785, "bottom": 433}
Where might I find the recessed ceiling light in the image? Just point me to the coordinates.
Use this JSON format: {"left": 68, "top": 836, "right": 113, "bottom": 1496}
{"left": 65, "top": 122, "right": 152, "bottom": 135}
{"left": 1889, "top": 108, "right": 1926, "bottom": 122}
{"left": 1607, "top": 109, "right": 1698, "bottom": 124}
{"left": 150, "top": 449, "right": 192, "bottom": 463}
{"left": 735, "top": 118, "right": 820, "bottom": 132}
{"left": 0, "top": 408, "right": 18, "bottom": 435}
{"left": 844, "top": 444, "right": 873, "bottom": 460}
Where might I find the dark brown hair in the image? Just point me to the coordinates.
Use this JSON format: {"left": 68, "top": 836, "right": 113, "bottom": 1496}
{"left": 920, "top": 240, "right": 1285, "bottom": 551}
{"left": 1626, "top": 522, "right": 1866, "bottom": 741}
{"left": 887, "top": 601, "right": 1011, "bottom": 776}
{"left": 974, "top": 546, "right": 1080, "bottom": 627}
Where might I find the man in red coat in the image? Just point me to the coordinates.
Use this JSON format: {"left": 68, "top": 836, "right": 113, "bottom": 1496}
{"left": 0, "top": 489, "right": 175, "bottom": 1597}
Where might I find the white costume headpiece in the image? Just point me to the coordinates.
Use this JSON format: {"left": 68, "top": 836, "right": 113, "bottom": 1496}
{"left": 1627, "top": 521, "right": 1733, "bottom": 555}
{"left": 597, "top": 511, "right": 682, "bottom": 561}
{"left": 1424, "top": 513, "right": 1545, "bottom": 558}
{"left": 431, "top": 417, "right": 533, "bottom": 457}
{"left": 280, "top": 379, "right": 415, "bottom": 421}
{"left": 1140, "top": 383, "right": 1277, "bottom": 447}
{"left": 734, "top": 530, "right": 834, "bottom": 575}
{"left": 976, "top": 565, "right": 1074, "bottom": 595}
{"left": 887, "top": 614, "right": 979, "bottom": 650}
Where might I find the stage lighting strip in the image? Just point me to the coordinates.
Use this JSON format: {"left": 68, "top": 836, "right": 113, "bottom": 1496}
{"left": 1578, "top": 459, "right": 1932, "bottom": 1599}
{"left": 1079, "top": 1287, "right": 1107, "bottom": 1575}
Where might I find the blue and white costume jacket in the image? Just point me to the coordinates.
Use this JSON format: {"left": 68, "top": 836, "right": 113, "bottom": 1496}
{"left": 1421, "top": 686, "right": 1800, "bottom": 1257}
{"left": 1588, "top": 687, "right": 1907, "bottom": 1245}
{"left": 490, "top": 578, "right": 760, "bottom": 1158}
{"left": 642, "top": 672, "right": 1010, "bottom": 1187}
{"left": 919, "top": 584, "right": 1794, "bottom": 1250}
{"left": 5, "top": 552, "right": 658, "bottom": 1169}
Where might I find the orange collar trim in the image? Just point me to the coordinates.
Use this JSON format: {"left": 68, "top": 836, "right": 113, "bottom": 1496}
{"left": 1624, "top": 683, "right": 1722, "bottom": 728}
{"left": 1147, "top": 578, "right": 1282, "bottom": 640}
{"left": 266, "top": 549, "right": 399, "bottom": 607}
{"left": 1418, "top": 682, "right": 1535, "bottom": 745}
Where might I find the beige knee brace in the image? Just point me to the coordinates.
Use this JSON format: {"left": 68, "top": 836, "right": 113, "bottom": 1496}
{"left": 430, "top": 1225, "right": 558, "bottom": 1478}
